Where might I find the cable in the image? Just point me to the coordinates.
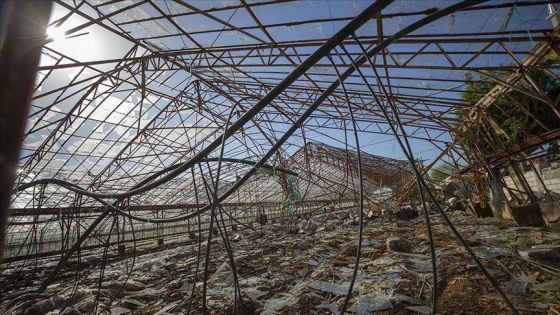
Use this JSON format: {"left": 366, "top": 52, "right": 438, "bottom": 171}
{"left": 202, "top": 160, "right": 244, "bottom": 315}
{"left": 326, "top": 53, "right": 365, "bottom": 315}
{"left": 14, "top": 0, "right": 395, "bottom": 202}
{"left": 346, "top": 22, "right": 519, "bottom": 314}
{"left": 100, "top": 197, "right": 138, "bottom": 313}
{"left": 348, "top": 33, "right": 439, "bottom": 313}
{"left": 60, "top": 192, "right": 83, "bottom": 313}
{"left": 8, "top": 3, "right": 502, "bottom": 314}
{"left": 24, "top": 0, "right": 438, "bottom": 295}
{"left": 202, "top": 96, "right": 259, "bottom": 314}
{"left": 91, "top": 214, "right": 117, "bottom": 314}
{"left": 199, "top": 163, "right": 214, "bottom": 315}
{"left": 186, "top": 167, "right": 204, "bottom": 314}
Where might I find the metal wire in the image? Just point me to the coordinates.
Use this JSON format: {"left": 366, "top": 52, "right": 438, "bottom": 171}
{"left": 346, "top": 28, "right": 520, "bottom": 315}
{"left": 2, "top": 2, "right": 535, "bottom": 315}
{"left": 326, "top": 53, "right": 365, "bottom": 315}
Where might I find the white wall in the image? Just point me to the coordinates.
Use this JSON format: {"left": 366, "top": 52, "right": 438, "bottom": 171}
{"left": 502, "top": 162, "right": 560, "bottom": 198}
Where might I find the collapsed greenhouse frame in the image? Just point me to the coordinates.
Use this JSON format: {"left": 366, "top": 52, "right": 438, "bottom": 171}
{"left": 1, "top": 0, "right": 560, "bottom": 314}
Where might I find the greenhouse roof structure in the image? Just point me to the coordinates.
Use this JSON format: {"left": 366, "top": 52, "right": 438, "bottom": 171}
{"left": 2, "top": 1, "right": 560, "bottom": 314}
{"left": 4, "top": 0, "right": 559, "bottom": 212}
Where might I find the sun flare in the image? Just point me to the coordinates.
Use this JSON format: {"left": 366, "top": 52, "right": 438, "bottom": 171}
{"left": 46, "top": 25, "right": 66, "bottom": 42}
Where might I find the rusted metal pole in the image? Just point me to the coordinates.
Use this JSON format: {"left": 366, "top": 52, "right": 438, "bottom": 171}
{"left": 0, "top": 0, "right": 53, "bottom": 261}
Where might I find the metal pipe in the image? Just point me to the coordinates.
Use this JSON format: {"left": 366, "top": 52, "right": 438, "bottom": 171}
{"left": 16, "top": 0, "right": 396, "bottom": 201}
{"left": 0, "top": 0, "right": 53, "bottom": 262}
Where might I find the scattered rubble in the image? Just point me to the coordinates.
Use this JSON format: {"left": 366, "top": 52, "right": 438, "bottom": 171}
{"left": 510, "top": 203, "right": 545, "bottom": 227}
{"left": 2, "top": 208, "right": 560, "bottom": 314}
{"left": 518, "top": 245, "right": 560, "bottom": 262}
{"left": 540, "top": 201, "right": 560, "bottom": 230}
{"left": 386, "top": 236, "right": 404, "bottom": 252}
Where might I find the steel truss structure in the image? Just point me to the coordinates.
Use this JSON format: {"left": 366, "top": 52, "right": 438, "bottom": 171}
{"left": 1, "top": 1, "right": 560, "bottom": 314}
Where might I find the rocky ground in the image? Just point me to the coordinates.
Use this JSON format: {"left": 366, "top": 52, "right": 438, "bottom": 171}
{"left": 2, "top": 209, "right": 560, "bottom": 314}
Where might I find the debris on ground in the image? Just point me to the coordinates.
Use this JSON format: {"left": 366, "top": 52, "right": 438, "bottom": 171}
{"left": 2, "top": 209, "right": 560, "bottom": 314}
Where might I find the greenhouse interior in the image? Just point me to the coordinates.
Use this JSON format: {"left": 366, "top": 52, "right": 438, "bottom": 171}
{"left": 1, "top": 0, "right": 560, "bottom": 314}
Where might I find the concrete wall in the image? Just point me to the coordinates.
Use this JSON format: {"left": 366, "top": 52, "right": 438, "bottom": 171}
{"left": 541, "top": 162, "right": 560, "bottom": 192}
{"left": 502, "top": 161, "right": 560, "bottom": 198}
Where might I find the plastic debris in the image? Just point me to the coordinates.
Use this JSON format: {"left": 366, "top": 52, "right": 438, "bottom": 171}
{"left": 308, "top": 280, "right": 351, "bottom": 295}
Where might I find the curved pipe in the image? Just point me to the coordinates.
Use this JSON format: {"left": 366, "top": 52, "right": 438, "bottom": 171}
{"left": 202, "top": 95, "right": 258, "bottom": 314}
{"left": 326, "top": 53, "right": 365, "bottom": 315}
{"left": 35, "top": 0, "right": 484, "bottom": 295}
{"left": 15, "top": 157, "right": 297, "bottom": 194}
{"left": 17, "top": 0, "right": 396, "bottom": 201}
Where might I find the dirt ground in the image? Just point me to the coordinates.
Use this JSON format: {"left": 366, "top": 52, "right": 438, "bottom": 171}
{"left": 2, "top": 209, "right": 559, "bottom": 314}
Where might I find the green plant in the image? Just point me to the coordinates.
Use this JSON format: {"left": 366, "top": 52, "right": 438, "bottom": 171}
{"left": 504, "top": 233, "right": 536, "bottom": 250}
{"left": 515, "top": 236, "right": 536, "bottom": 250}
{"left": 536, "top": 288, "right": 560, "bottom": 304}
{"left": 504, "top": 232, "right": 516, "bottom": 244}
{"left": 456, "top": 68, "right": 560, "bottom": 159}
{"left": 430, "top": 163, "right": 458, "bottom": 183}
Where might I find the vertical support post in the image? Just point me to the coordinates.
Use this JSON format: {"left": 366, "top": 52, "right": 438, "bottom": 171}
{"left": 486, "top": 165, "right": 513, "bottom": 218}
{"left": 0, "top": 0, "right": 53, "bottom": 261}
{"left": 510, "top": 162, "right": 537, "bottom": 203}
{"left": 531, "top": 159, "right": 552, "bottom": 200}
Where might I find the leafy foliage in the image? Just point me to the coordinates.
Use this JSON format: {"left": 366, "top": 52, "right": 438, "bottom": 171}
{"left": 430, "top": 163, "right": 458, "bottom": 183}
{"left": 457, "top": 67, "right": 560, "bottom": 158}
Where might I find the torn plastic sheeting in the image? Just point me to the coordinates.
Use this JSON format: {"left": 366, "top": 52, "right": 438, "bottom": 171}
{"left": 335, "top": 272, "right": 370, "bottom": 284}
{"left": 95, "top": 0, "right": 173, "bottom": 38}
{"left": 308, "top": 280, "right": 351, "bottom": 295}
{"left": 357, "top": 277, "right": 399, "bottom": 296}
{"left": 306, "top": 259, "right": 320, "bottom": 266}
{"left": 347, "top": 296, "right": 392, "bottom": 314}
{"left": 245, "top": 288, "right": 267, "bottom": 300}
{"left": 208, "top": 261, "right": 235, "bottom": 286}
{"left": 238, "top": 276, "right": 262, "bottom": 286}
{"left": 392, "top": 293, "right": 424, "bottom": 305}
{"left": 503, "top": 280, "right": 527, "bottom": 295}
{"left": 315, "top": 304, "right": 339, "bottom": 314}
{"left": 481, "top": 292, "right": 515, "bottom": 301}
{"left": 532, "top": 280, "right": 560, "bottom": 291}
{"left": 407, "top": 258, "right": 433, "bottom": 272}
{"left": 406, "top": 305, "right": 440, "bottom": 315}
{"left": 301, "top": 22, "right": 325, "bottom": 40}
{"left": 206, "top": 286, "right": 236, "bottom": 300}
{"left": 154, "top": 302, "right": 179, "bottom": 315}
{"left": 110, "top": 306, "right": 131, "bottom": 315}
{"left": 472, "top": 247, "right": 508, "bottom": 259}
{"left": 353, "top": 238, "right": 373, "bottom": 247}
{"left": 513, "top": 274, "right": 538, "bottom": 284}
{"left": 263, "top": 295, "right": 299, "bottom": 311}
{"left": 166, "top": 1, "right": 192, "bottom": 14}
{"left": 371, "top": 256, "right": 396, "bottom": 266}
{"left": 144, "top": 39, "right": 171, "bottom": 52}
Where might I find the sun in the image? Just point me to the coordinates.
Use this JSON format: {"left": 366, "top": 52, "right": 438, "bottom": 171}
{"left": 46, "top": 25, "right": 66, "bottom": 42}
{"left": 43, "top": 18, "right": 100, "bottom": 62}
